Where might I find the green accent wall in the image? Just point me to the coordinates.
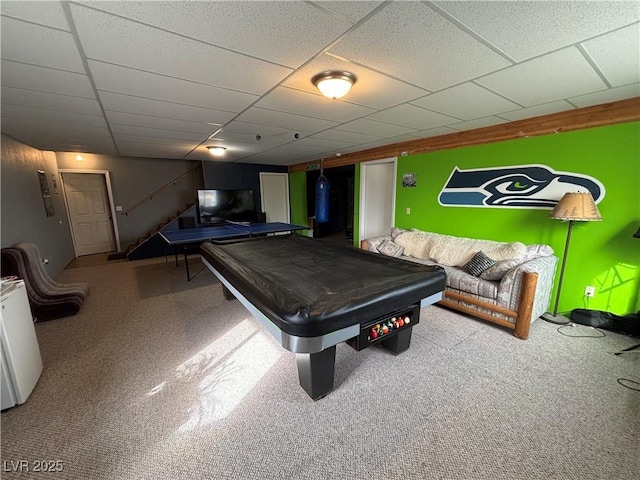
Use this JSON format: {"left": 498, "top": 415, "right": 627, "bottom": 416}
{"left": 395, "top": 122, "right": 640, "bottom": 316}
{"left": 287, "top": 122, "right": 638, "bottom": 315}
{"left": 289, "top": 171, "right": 308, "bottom": 235}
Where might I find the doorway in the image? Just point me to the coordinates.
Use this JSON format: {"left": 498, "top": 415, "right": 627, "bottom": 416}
{"left": 60, "top": 171, "right": 120, "bottom": 256}
{"left": 359, "top": 158, "right": 396, "bottom": 241}
{"left": 306, "top": 165, "right": 355, "bottom": 244}
{"left": 259, "top": 172, "right": 290, "bottom": 223}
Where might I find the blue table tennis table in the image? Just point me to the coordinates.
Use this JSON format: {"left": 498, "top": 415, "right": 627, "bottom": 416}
{"left": 159, "top": 222, "right": 306, "bottom": 280}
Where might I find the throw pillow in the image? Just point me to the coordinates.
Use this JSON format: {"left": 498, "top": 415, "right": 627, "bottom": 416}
{"left": 462, "top": 251, "right": 496, "bottom": 277}
{"left": 377, "top": 239, "right": 404, "bottom": 257}
{"left": 363, "top": 235, "right": 391, "bottom": 252}
{"left": 480, "top": 258, "right": 522, "bottom": 281}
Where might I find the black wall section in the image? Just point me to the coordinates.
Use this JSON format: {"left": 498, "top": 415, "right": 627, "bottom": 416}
{"left": 306, "top": 165, "right": 354, "bottom": 239}
{"left": 201, "top": 161, "right": 288, "bottom": 213}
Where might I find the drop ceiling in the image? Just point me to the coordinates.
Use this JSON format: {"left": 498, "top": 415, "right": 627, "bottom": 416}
{"left": 1, "top": 1, "right": 638, "bottom": 166}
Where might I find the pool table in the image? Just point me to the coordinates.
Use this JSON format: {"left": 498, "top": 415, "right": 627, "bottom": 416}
{"left": 200, "top": 234, "right": 446, "bottom": 399}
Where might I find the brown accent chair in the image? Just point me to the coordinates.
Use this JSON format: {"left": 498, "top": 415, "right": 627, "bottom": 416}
{"left": 1, "top": 243, "right": 89, "bottom": 322}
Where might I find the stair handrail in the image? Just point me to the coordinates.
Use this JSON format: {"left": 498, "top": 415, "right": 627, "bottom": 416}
{"left": 122, "top": 164, "right": 201, "bottom": 216}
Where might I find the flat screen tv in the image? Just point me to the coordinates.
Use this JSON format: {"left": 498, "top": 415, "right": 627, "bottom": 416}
{"left": 197, "top": 189, "right": 257, "bottom": 225}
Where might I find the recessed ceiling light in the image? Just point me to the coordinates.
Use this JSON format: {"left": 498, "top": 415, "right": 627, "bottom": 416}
{"left": 312, "top": 71, "right": 357, "bottom": 99}
{"left": 76, "top": 154, "right": 83, "bottom": 162}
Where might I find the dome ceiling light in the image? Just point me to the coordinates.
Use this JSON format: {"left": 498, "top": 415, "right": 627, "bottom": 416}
{"left": 311, "top": 71, "right": 357, "bottom": 99}
{"left": 207, "top": 146, "right": 227, "bottom": 157}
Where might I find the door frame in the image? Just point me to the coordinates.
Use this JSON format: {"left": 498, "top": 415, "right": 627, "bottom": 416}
{"left": 59, "top": 169, "right": 121, "bottom": 255}
{"left": 358, "top": 157, "right": 397, "bottom": 242}
{"left": 259, "top": 172, "right": 290, "bottom": 223}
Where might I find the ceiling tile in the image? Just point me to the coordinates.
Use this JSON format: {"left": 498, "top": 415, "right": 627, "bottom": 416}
{"left": 110, "top": 124, "right": 208, "bottom": 142}
{"left": 366, "top": 104, "right": 458, "bottom": 130}
{"left": 0, "top": 17, "right": 85, "bottom": 73}
{"left": 2, "top": 104, "right": 107, "bottom": 128}
{"left": 310, "top": 129, "right": 382, "bottom": 145}
{"left": 410, "top": 83, "right": 521, "bottom": 120}
{"left": 434, "top": 1, "right": 640, "bottom": 61}
{"left": 88, "top": 61, "right": 258, "bottom": 113}
{"left": 2, "top": 87, "right": 102, "bottom": 116}
{"left": 406, "top": 126, "right": 459, "bottom": 139}
{"left": 99, "top": 91, "right": 235, "bottom": 125}
{"left": 335, "top": 118, "right": 417, "bottom": 137}
{"left": 116, "top": 142, "right": 195, "bottom": 158}
{"left": 329, "top": 2, "right": 510, "bottom": 91}
{"left": 81, "top": 1, "right": 352, "bottom": 68}
{"left": 105, "top": 111, "right": 219, "bottom": 135}
{"left": 498, "top": 101, "right": 576, "bottom": 122}
{"left": 582, "top": 23, "right": 640, "bottom": 87}
{"left": 1, "top": 0, "right": 70, "bottom": 30}
{"left": 218, "top": 121, "right": 291, "bottom": 139}
{"left": 69, "top": 3, "right": 292, "bottom": 94}
{"left": 447, "top": 116, "right": 508, "bottom": 131}
{"left": 209, "top": 130, "right": 294, "bottom": 148}
{"left": 234, "top": 107, "right": 338, "bottom": 133}
{"left": 255, "top": 86, "right": 375, "bottom": 123}
{"left": 312, "top": 1, "right": 384, "bottom": 24}
{"left": 283, "top": 53, "right": 430, "bottom": 109}
{"left": 569, "top": 83, "right": 640, "bottom": 108}
{"left": 476, "top": 47, "right": 607, "bottom": 106}
{"left": 0, "top": 61, "right": 95, "bottom": 98}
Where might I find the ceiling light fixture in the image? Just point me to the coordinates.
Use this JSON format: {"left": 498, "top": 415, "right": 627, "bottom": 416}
{"left": 75, "top": 155, "right": 83, "bottom": 162}
{"left": 207, "top": 146, "right": 227, "bottom": 157}
{"left": 312, "top": 71, "right": 357, "bottom": 99}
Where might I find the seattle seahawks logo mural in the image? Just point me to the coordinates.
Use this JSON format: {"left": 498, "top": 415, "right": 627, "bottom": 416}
{"left": 438, "top": 164, "right": 605, "bottom": 209}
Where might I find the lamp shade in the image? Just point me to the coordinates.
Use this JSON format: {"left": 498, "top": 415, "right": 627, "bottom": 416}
{"left": 312, "top": 71, "right": 356, "bottom": 99}
{"left": 548, "top": 192, "right": 602, "bottom": 221}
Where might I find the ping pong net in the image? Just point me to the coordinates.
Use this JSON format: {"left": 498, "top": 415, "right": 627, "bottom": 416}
{"left": 224, "top": 220, "right": 253, "bottom": 235}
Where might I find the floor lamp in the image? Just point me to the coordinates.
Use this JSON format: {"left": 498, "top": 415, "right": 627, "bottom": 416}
{"left": 541, "top": 192, "right": 602, "bottom": 325}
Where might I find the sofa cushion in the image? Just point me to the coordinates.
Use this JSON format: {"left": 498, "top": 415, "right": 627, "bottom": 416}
{"left": 446, "top": 267, "right": 499, "bottom": 299}
{"left": 480, "top": 258, "right": 523, "bottom": 281}
{"left": 377, "top": 239, "right": 404, "bottom": 257}
{"left": 395, "top": 231, "right": 526, "bottom": 267}
{"left": 462, "top": 251, "right": 496, "bottom": 276}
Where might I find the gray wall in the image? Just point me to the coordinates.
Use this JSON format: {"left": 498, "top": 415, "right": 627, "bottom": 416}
{"left": 1, "top": 134, "right": 76, "bottom": 275}
{"left": 56, "top": 152, "right": 203, "bottom": 250}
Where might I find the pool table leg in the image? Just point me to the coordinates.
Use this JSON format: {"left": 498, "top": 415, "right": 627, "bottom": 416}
{"left": 296, "top": 346, "right": 336, "bottom": 400}
{"left": 381, "top": 325, "right": 413, "bottom": 354}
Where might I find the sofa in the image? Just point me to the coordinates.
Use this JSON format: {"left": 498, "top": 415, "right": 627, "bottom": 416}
{"left": 360, "top": 228, "right": 558, "bottom": 340}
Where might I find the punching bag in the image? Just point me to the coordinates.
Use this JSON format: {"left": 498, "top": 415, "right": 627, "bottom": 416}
{"left": 315, "top": 173, "right": 330, "bottom": 223}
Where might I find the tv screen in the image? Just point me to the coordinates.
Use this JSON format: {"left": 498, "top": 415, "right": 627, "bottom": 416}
{"left": 197, "top": 189, "right": 257, "bottom": 224}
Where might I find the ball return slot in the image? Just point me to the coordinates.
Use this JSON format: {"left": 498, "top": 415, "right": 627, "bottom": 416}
{"left": 346, "top": 304, "right": 420, "bottom": 353}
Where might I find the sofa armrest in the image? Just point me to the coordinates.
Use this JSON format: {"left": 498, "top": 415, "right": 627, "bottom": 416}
{"left": 498, "top": 256, "right": 558, "bottom": 320}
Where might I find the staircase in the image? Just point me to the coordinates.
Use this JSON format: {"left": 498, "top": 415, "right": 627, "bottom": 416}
{"left": 126, "top": 203, "right": 196, "bottom": 260}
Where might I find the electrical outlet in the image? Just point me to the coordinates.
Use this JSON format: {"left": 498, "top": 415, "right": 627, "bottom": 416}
{"left": 405, "top": 207, "right": 411, "bottom": 215}
{"left": 584, "top": 286, "right": 595, "bottom": 297}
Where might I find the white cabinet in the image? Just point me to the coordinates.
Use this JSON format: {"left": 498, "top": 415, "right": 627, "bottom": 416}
{"left": 1, "top": 280, "right": 43, "bottom": 409}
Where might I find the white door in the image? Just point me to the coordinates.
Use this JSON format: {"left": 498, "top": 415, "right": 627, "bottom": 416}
{"left": 259, "top": 172, "right": 290, "bottom": 223}
{"left": 62, "top": 173, "right": 116, "bottom": 256}
{"left": 359, "top": 158, "right": 396, "bottom": 241}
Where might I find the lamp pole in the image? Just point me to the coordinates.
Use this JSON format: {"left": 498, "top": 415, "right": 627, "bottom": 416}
{"left": 551, "top": 219, "right": 574, "bottom": 317}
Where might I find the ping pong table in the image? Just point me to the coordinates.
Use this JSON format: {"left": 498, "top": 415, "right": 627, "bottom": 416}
{"left": 159, "top": 221, "right": 306, "bottom": 280}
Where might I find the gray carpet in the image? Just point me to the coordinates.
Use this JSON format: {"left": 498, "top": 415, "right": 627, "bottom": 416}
{"left": 1, "top": 256, "right": 638, "bottom": 480}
